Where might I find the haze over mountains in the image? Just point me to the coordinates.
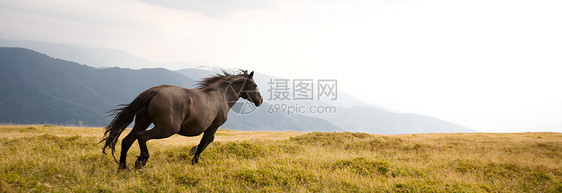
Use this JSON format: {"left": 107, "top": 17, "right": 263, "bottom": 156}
{"left": 0, "top": 38, "right": 156, "bottom": 69}
{"left": 0, "top": 39, "right": 476, "bottom": 133}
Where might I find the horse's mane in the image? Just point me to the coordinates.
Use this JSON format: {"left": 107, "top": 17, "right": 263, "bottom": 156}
{"left": 198, "top": 69, "right": 249, "bottom": 91}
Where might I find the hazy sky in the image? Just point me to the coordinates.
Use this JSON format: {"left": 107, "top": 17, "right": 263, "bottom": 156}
{"left": 1, "top": 0, "right": 561, "bottom": 132}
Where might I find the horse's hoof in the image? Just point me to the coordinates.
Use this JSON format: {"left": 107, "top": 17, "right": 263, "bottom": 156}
{"left": 135, "top": 160, "right": 144, "bottom": 170}
{"left": 118, "top": 165, "right": 129, "bottom": 171}
{"left": 189, "top": 146, "right": 198, "bottom": 156}
{"left": 191, "top": 156, "right": 199, "bottom": 165}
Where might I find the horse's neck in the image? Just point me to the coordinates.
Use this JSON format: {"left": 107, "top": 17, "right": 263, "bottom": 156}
{"left": 212, "top": 84, "right": 241, "bottom": 108}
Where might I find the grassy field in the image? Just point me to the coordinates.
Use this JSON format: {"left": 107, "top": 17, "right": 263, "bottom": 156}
{"left": 0, "top": 125, "right": 561, "bottom": 192}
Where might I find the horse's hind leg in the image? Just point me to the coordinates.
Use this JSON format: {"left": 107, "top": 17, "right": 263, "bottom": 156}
{"left": 136, "top": 136, "right": 152, "bottom": 169}
{"left": 136, "top": 139, "right": 149, "bottom": 169}
{"left": 136, "top": 124, "right": 179, "bottom": 169}
{"left": 119, "top": 132, "right": 136, "bottom": 170}
{"left": 118, "top": 116, "right": 151, "bottom": 170}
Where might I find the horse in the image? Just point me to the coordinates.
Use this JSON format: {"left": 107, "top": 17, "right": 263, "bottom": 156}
{"left": 100, "top": 70, "right": 263, "bottom": 170}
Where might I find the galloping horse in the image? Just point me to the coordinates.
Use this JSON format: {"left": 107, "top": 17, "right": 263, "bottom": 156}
{"left": 101, "top": 70, "right": 263, "bottom": 169}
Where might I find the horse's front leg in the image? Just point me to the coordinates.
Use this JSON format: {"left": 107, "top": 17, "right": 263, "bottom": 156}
{"left": 191, "top": 127, "right": 218, "bottom": 165}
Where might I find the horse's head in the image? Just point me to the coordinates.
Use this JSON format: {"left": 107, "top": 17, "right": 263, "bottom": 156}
{"left": 240, "top": 71, "right": 263, "bottom": 107}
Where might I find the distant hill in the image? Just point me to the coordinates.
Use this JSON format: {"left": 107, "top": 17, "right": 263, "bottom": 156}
{"left": 328, "top": 106, "right": 476, "bottom": 134}
{"left": 0, "top": 47, "right": 340, "bottom": 131}
{"left": 0, "top": 47, "right": 196, "bottom": 126}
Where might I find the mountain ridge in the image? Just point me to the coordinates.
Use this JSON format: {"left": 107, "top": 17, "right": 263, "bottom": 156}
{"left": 0, "top": 46, "right": 475, "bottom": 133}
{"left": 0, "top": 47, "right": 342, "bottom": 131}
{"left": 0, "top": 47, "right": 196, "bottom": 126}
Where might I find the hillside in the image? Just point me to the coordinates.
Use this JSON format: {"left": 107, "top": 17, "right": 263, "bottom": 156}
{"left": 1, "top": 125, "right": 560, "bottom": 192}
{"left": 0, "top": 47, "right": 197, "bottom": 126}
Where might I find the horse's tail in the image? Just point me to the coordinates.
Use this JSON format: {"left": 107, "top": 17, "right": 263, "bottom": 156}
{"left": 100, "top": 89, "right": 158, "bottom": 164}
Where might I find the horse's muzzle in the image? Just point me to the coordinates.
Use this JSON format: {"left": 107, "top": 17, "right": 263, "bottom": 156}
{"left": 253, "top": 95, "right": 263, "bottom": 107}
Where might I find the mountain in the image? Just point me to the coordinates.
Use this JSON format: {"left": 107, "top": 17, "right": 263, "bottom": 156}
{"left": 0, "top": 46, "right": 474, "bottom": 133}
{"left": 329, "top": 106, "right": 476, "bottom": 134}
{"left": 0, "top": 47, "right": 196, "bottom": 126}
{"left": 0, "top": 47, "right": 340, "bottom": 131}
{"left": 0, "top": 38, "right": 157, "bottom": 69}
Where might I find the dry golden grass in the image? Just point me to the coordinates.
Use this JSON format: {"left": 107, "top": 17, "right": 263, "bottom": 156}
{"left": 1, "top": 125, "right": 561, "bottom": 192}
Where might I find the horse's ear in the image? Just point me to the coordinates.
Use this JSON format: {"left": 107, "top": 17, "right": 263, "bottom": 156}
{"left": 248, "top": 71, "right": 254, "bottom": 79}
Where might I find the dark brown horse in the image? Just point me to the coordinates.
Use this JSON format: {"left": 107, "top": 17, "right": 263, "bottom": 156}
{"left": 101, "top": 70, "right": 263, "bottom": 169}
